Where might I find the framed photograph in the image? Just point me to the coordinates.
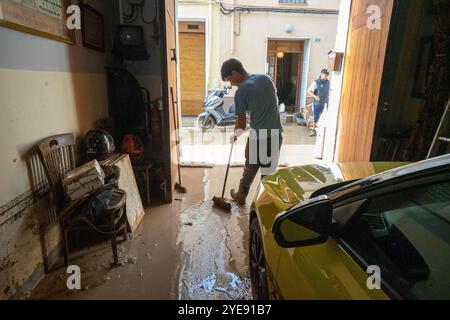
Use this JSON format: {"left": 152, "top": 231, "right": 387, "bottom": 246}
{"left": 412, "top": 37, "right": 434, "bottom": 99}
{"left": 81, "top": 2, "right": 104, "bottom": 52}
{"left": 0, "top": 0, "right": 75, "bottom": 44}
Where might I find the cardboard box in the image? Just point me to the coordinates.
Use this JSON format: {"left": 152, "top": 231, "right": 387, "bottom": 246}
{"left": 63, "top": 160, "right": 105, "bottom": 201}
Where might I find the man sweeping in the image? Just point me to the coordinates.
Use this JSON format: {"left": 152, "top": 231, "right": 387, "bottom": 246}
{"left": 221, "top": 58, "right": 283, "bottom": 206}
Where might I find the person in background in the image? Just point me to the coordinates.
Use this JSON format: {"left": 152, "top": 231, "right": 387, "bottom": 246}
{"left": 307, "top": 69, "right": 330, "bottom": 137}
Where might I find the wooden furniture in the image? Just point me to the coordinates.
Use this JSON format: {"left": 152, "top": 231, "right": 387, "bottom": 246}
{"left": 132, "top": 160, "right": 154, "bottom": 207}
{"left": 0, "top": 0, "right": 75, "bottom": 44}
{"left": 101, "top": 154, "right": 145, "bottom": 233}
{"left": 37, "top": 133, "right": 78, "bottom": 213}
{"left": 280, "top": 113, "right": 294, "bottom": 126}
{"left": 61, "top": 187, "right": 127, "bottom": 266}
{"left": 37, "top": 134, "right": 128, "bottom": 266}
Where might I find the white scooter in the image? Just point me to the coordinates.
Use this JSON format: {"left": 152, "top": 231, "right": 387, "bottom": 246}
{"left": 197, "top": 85, "right": 237, "bottom": 132}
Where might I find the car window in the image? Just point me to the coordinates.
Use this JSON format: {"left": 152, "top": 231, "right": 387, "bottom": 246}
{"left": 342, "top": 181, "right": 450, "bottom": 300}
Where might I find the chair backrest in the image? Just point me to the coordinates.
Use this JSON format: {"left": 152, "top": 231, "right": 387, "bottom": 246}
{"left": 37, "top": 134, "right": 77, "bottom": 203}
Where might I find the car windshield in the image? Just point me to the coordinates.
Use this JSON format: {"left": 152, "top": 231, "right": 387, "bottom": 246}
{"left": 344, "top": 181, "right": 450, "bottom": 299}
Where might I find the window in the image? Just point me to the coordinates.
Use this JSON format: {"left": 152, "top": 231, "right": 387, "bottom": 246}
{"left": 342, "top": 181, "right": 450, "bottom": 299}
{"left": 279, "top": 0, "right": 307, "bottom": 4}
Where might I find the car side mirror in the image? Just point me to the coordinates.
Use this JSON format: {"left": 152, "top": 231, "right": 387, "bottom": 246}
{"left": 272, "top": 196, "right": 333, "bottom": 248}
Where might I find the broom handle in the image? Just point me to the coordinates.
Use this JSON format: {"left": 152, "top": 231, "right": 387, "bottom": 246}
{"left": 170, "top": 87, "right": 183, "bottom": 185}
{"left": 221, "top": 142, "right": 235, "bottom": 198}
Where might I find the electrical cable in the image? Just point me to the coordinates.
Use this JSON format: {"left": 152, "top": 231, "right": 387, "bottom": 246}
{"left": 219, "top": 2, "right": 339, "bottom": 15}
{"left": 121, "top": 0, "right": 160, "bottom": 44}
{"left": 234, "top": 11, "right": 241, "bottom": 36}
{"left": 122, "top": 2, "right": 135, "bottom": 20}
{"left": 140, "top": 0, "right": 158, "bottom": 24}
{"left": 123, "top": 7, "right": 138, "bottom": 23}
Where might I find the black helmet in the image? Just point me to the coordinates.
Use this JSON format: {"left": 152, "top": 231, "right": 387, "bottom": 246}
{"left": 85, "top": 129, "right": 116, "bottom": 155}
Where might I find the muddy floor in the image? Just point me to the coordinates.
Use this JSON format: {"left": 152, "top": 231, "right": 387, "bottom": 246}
{"left": 29, "top": 167, "right": 259, "bottom": 300}
{"left": 29, "top": 125, "right": 318, "bottom": 300}
{"left": 176, "top": 201, "right": 252, "bottom": 300}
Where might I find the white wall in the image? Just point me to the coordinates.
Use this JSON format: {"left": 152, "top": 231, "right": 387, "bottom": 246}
{"left": 321, "top": 0, "right": 351, "bottom": 162}
{"left": 232, "top": 0, "right": 339, "bottom": 10}
{"left": 178, "top": 0, "right": 339, "bottom": 103}
{"left": 0, "top": 0, "right": 114, "bottom": 297}
{"left": 221, "top": 11, "right": 338, "bottom": 101}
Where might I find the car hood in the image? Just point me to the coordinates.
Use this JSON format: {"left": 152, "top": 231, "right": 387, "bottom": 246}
{"left": 260, "top": 162, "right": 409, "bottom": 212}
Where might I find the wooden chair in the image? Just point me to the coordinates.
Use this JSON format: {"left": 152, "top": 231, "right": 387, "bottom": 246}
{"left": 37, "top": 133, "right": 78, "bottom": 213}
{"left": 37, "top": 133, "right": 127, "bottom": 266}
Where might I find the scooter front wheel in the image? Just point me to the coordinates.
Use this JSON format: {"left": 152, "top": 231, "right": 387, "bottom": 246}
{"left": 197, "top": 115, "right": 216, "bottom": 132}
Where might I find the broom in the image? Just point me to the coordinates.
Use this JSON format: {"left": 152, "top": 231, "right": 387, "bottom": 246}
{"left": 213, "top": 141, "right": 235, "bottom": 212}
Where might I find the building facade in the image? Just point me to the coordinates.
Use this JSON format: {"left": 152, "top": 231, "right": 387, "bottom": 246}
{"left": 177, "top": 0, "right": 340, "bottom": 114}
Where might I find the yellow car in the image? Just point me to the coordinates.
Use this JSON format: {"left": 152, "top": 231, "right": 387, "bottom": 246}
{"left": 249, "top": 155, "right": 450, "bottom": 300}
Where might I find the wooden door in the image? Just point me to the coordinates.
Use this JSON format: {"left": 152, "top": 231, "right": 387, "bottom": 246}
{"left": 162, "top": 0, "right": 179, "bottom": 202}
{"left": 337, "top": 0, "right": 395, "bottom": 162}
{"left": 267, "top": 40, "right": 304, "bottom": 109}
{"left": 179, "top": 21, "right": 206, "bottom": 116}
{"left": 295, "top": 52, "right": 304, "bottom": 108}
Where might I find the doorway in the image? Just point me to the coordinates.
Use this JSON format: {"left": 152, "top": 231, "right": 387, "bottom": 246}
{"left": 267, "top": 40, "right": 304, "bottom": 112}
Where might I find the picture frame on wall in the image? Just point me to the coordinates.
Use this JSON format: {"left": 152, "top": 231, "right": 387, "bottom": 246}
{"left": 412, "top": 37, "right": 434, "bottom": 99}
{"left": 81, "top": 2, "right": 104, "bottom": 52}
{"left": 0, "top": 0, "right": 75, "bottom": 44}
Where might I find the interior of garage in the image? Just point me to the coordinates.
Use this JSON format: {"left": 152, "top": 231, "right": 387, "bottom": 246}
{"left": 0, "top": 0, "right": 265, "bottom": 301}
{"left": 372, "top": 0, "right": 450, "bottom": 162}
{"left": 0, "top": 0, "right": 184, "bottom": 299}
{"left": 0, "top": 0, "right": 449, "bottom": 301}
{"left": 334, "top": 0, "right": 449, "bottom": 163}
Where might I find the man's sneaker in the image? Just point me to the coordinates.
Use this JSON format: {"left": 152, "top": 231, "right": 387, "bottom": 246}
{"left": 230, "top": 189, "right": 246, "bottom": 206}
{"left": 309, "top": 130, "right": 317, "bottom": 137}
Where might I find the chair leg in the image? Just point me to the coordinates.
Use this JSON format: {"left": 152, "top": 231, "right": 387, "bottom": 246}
{"left": 109, "top": 211, "right": 119, "bottom": 265}
{"left": 122, "top": 205, "right": 128, "bottom": 242}
{"left": 145, "top": 169, "right": 151, "bottom": 206}
{"left": 62, "top": 225, "right": 70, "bottom": 267}
{"left": 122, "top": 225, "right": 128, "bottom": 242}
{"left": 111, "top": 233, "right": 118, "bottom": 265}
